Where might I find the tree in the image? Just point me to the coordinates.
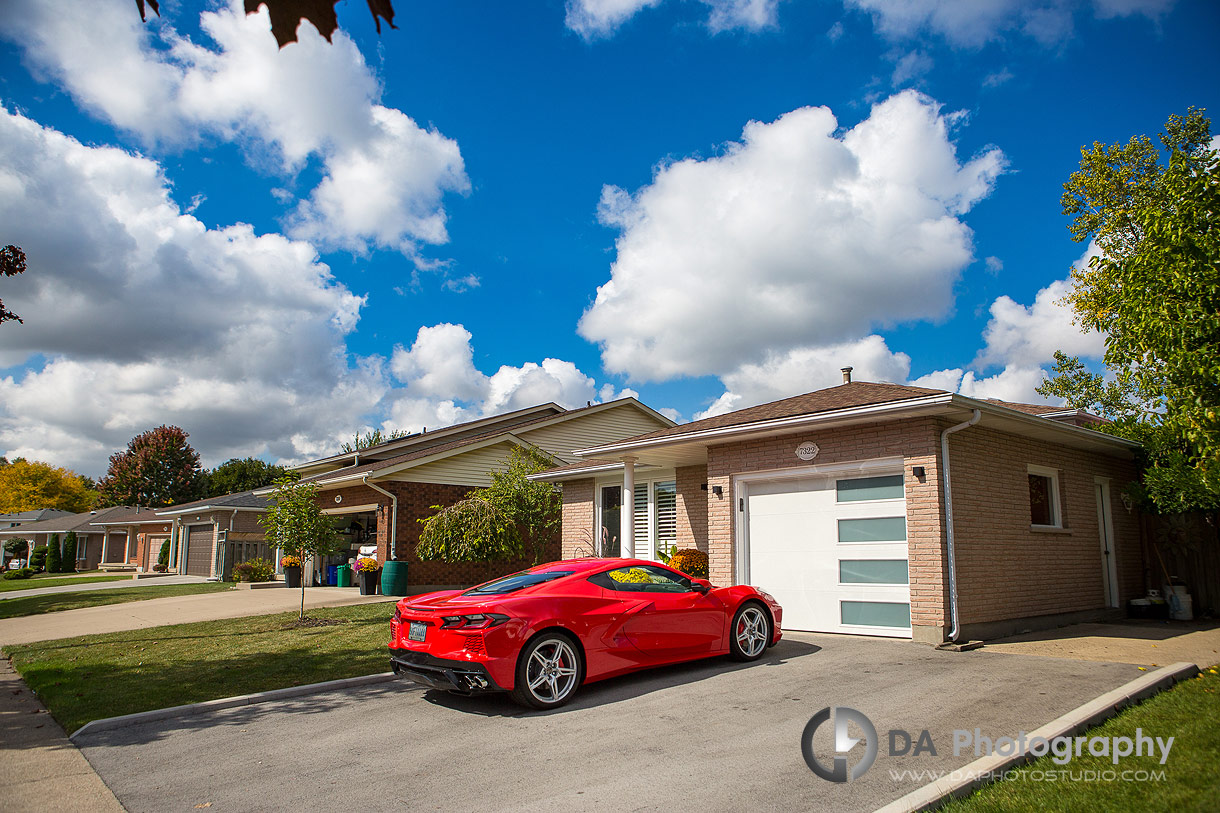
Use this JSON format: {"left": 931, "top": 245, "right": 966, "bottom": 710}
{"left": 3, "top": 538, "right": 28, "bottom": 561}
{"left": 259, "top": 474, "right": 342, "bottom": 620}
{"left": 29, "top": 545, "right": 47, "bottom": 573}
{"left": 46, "top": 533, "right": 62, "bottom": 574}
{"left": 1045, "top": 108, "right": 1219, "bottom": 512}
{"left": 0, "top": 459, "right": 99, "bottom": 513}
{"left": 417, "top": 446, "right": 561, "bottom": 566}
{"left": 340, "top": 428, "right": 409, "bottom": 453}
{"left": 97, "top": 426, "right": 205, "bottom": 508}
{"left": 136, "top": 0, "right": 398, "bottom": 49}
{"left": 61, "top": 531, "right": 78, "bottom": 572}
{"left": 1, "top": 244, "right": 26, "bottom": 325}
{"left": 205, "top": 457, "right": 287, "bottom": 497}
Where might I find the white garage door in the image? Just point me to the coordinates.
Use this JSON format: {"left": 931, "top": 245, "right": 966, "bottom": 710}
{"left": 744, "top": 468, "right": 911, "bottom": 638}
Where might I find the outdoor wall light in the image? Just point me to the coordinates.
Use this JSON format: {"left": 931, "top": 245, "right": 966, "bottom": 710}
{"left": 712, "top": 486, "right": 723, "bottom": 497}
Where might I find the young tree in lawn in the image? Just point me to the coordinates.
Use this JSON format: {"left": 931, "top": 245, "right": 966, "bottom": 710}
{"left": 1045, "top": 108, "right": 1219, "bottom": 512}
{"left": 259, "top": 474, "right": 342, "bottom": 621}
{"left": 417, "top": 446, "right": 561, "bottom": 566}
{"left": 97, "top": 426, "right": 205, "bottom": 508}
{"left": 46, "top": 533, "right": 62, "bottom": 574}
{"left": 0, "top": 459, "right": 98, "bottom": 513}
{"left": 61, "top": 531, "right": 78, "bottom": 572}
{"left": 204, "top": 457, "right": 287, "bottom": 498}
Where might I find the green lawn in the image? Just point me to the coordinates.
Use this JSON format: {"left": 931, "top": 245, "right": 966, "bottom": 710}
{"left": 0, "top": 573, "right": 132, "bottom": 593}
{"left": 0, "top": 583, "right": 232, "bottom": 619}
{"left": 4, "top": 602, "right": 396, "bottom": 733}
{"left": 941, "top": 667, "right": 1220, "bottom": 812}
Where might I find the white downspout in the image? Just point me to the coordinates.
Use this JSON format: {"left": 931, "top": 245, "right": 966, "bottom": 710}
{"left": 941, "top": 409, "right": 981, "bottom": 643}
{"left": 363, "top": 477, "right": 398, "bottom": 560}
{"left": 622, "top": 456, "right": 636, "bottom": 559}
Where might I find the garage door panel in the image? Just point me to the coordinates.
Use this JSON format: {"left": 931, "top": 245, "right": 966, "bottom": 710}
{"left": 745, "top": 468, "right": 910, "bottom": 638}
{"left": 186, "top": 525, "right": 213, "bottom": 577}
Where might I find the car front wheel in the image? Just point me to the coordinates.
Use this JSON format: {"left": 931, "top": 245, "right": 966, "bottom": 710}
{"left": 511, "top": 632, "right": 584, "bottom": 709}
{"left": 729, "top": 602, "right": 770, "bottom": 661}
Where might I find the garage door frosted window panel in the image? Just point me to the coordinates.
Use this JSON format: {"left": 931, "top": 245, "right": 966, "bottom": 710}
{"left": 744, "top": 467, "right": 911, "bottom": 637}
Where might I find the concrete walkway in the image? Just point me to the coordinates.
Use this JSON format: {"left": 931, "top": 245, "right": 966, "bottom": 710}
{"left": 0, "top": 586, "right": 397, "bottom": 647}
{"left": 0, "top": 574, "right": 208, "bottom": 600}
{"left": 984, "top": 619, "right": 1220, "bottom": 668}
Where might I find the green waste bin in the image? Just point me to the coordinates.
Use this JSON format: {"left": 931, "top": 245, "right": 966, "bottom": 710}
{"left": 335, "top": 564, "right": 352, "bottom": 588}
{"left": 381, "top": 561, "right": 409, "bottom": 596}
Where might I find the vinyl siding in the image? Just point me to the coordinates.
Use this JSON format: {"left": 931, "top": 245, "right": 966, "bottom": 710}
{"left": 519, "top": 406, "right": 670, "bottom": 463}
{"left": 392, "top": 441, "right": 520, "bottom": 487}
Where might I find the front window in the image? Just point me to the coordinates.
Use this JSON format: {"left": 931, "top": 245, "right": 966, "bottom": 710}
{"left": 1028, "top": 465, "right": 1062, "bottom": 527}
{"left": 464, "top": 569, "right": 574, "bottom": 596}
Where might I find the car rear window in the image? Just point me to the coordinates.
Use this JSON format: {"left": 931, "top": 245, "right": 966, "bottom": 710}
{"left": 464, "top": 570, "right": 574, "bottom": 595}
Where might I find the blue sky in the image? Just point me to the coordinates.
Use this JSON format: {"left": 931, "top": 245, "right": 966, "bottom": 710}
{"left": 0, "top": 0, "right": 1216, "bottom": 477}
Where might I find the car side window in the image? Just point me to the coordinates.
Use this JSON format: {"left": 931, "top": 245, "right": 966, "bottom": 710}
{"left": 595, "top": 565, "right": 694, "bottom": 593}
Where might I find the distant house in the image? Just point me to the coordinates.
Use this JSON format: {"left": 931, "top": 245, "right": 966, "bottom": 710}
{"left": 154, "top": 491, "right": 270, "bottom": 580}
{"left": 0, "top": 506, "right": 138, "bottom": 570}
{"left": 90, "top": 507, "right": 178, "bottom": 572}
{"left": 533, "top": 377, "right": 1142, "bottom": 643}
{"left": 277, "top": 399, "right": 675, "bottom": 591}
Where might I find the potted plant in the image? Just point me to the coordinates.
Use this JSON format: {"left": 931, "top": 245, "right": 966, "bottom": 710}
{"left": 354, "top": 557, "right": 381, "bottom": 595}
{"left": 281, "top": 555, "right": 302, "bottom": 589}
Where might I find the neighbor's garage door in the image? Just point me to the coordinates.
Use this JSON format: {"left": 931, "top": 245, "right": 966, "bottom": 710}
{"left": 745, "top": 469, "right": 911, "bottom": 637}
{"left": 185, "top": 524, "right": 213, "bottom": 577}
{"left": 146, "top": 535, "right": 168, "bottom": 571}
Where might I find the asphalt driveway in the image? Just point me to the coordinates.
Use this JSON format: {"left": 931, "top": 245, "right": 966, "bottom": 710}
{"left": 73, "top": 631, "right": 1145, "bottom": 812}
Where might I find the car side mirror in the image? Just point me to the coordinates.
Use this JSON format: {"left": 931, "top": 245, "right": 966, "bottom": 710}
{"left": 691, "top": 578, "right": 711, "bottom": 595}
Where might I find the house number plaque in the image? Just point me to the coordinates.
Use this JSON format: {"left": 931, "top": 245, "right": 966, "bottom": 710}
{"left": 795, "top": 442, "right": 820, "bottom": 461}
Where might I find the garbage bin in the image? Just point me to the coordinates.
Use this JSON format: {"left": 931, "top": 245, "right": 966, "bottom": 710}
{"left": 381, "top": 561, "right": 409, "bottom": 596}
{"left": 336, "top": 564, "right": 352, "bottom": 588}
{"left": 326, "top": 565, "right": 338, "bottom": 586}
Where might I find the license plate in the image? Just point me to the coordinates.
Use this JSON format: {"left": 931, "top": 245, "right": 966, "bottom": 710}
{"left": 408, "top": 621, "right": 427, "bottom": 642}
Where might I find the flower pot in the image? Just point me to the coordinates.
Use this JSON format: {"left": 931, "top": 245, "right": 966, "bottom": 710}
{"left": 283, "top": 565, "right": 301, "bottom": 589}
{"left": 359, "top": 570, "right": 379, "bottom": 595}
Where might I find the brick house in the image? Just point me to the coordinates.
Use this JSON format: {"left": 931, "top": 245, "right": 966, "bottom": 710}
{"left": 532, "top": 378, "right": 1143, "bottom": 644}
{"left": 89, "top": 507, "right": 176, "bottom": 572}
{"left": 0, "top": 506, "right": 137, "bottom": 570}
{"left": 154, "top": 491, "right": 271, "bottom": 580}
{"left": 278, "top": 399, "right": 675, "bottom": 591}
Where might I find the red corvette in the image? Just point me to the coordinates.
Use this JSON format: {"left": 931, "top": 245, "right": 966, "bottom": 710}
{"left": 388, "top": 557, "right": 783, "bottom": 709}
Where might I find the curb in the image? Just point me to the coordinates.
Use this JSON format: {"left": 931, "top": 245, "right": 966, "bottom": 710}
{"left": 874, "top": 661, "right": 1200, "bottom": 813}
{"left": 70, "top": 672, "right": 399, "bottom": 741}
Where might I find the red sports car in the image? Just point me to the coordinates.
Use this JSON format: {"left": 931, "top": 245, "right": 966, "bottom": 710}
{"left": 388, "top": 557, "right": 783, "bottom": 709}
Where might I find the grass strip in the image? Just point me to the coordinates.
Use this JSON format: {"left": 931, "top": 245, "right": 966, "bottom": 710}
{"left": 0, "top": 574, "right": 132, "bottom": 593}
{"left": 0, "top": 583, "right": 232, "bottom": 619}
{"left": 5, "top": 602, "right": 395, "bottom": 733}
{"left": 941, "top": 666, "right": 1220, "bottom": 812}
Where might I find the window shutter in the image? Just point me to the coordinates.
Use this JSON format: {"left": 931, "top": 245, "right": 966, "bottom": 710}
{"left": 654, "top": 481, "right": 677, "bottom": 555}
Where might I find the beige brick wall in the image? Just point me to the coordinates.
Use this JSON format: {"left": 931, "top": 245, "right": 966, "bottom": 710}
{"left": 561, "top": 478, "right": 596, "bottom": 558}
{"left": 947, "top": 423, "right": 1141, "bottom": 625}
{"left": 675, "top": 464, "right": 709, "bottom": 552}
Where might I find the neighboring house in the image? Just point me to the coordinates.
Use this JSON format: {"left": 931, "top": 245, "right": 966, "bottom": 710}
{"left": 532, "top": 376, "right": 1143, "bottom": 644}
{"left": 0, "top": 509, "right": 75, "bottom": 566}
{"left": 90, "top": 507, "right": 177, "bottom": 572}
{"left": 0, "top": 506, "right": 138, "bottom": 570}
{"left": 280, "top": 399, "right": 675, "bottom": 591}
{"left": 153, "top": 491, "right": 271, "bottom": 580}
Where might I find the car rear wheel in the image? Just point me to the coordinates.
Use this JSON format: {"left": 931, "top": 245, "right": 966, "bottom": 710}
{"left": 729, "top": 602, "right": 770, "bottom": 661}
{"left": 511, "top": 633, "right": 584, "bottom": 710}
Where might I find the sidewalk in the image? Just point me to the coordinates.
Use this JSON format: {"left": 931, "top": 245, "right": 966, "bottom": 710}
{"left": 0, "top": 586, "right": 397, "bottom": 647}
{"left": 983, "top": 619, "right": 1220, "bottom": 669}
{"left": 0, "top": 574, "right": 208, "bottom": 601}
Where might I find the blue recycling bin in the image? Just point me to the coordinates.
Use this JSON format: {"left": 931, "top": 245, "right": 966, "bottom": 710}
{"left": 326, "top": 564, "right": 338, "bottom": 586}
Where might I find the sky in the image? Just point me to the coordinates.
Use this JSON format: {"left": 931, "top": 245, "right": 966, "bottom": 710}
{"left": 0, "top": 0, "right": 1216, "bottom": 478}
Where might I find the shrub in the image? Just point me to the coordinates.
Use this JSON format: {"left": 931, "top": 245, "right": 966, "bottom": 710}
{"left": 152, "top": 563, "right": 167, "bottom": 572}
{"left": 61, "top": 531, "right": 78, "bottom": 573}
{"left": 231, "top": 557, "right": 276, "bottom": 583}
{"left": 46, "top": 534, "right": 62, "bottom": 574}
{"left": 667, "top": 549, "right": 709, "bottom": 579}
{"left": 3, "top": 568, "right": 35, "bottom": 580}
{"left": 29, "top": 545, "right": 47, "bottom": 573}
{"left": 158, "top": 539, "right": 170, "bottom": 568}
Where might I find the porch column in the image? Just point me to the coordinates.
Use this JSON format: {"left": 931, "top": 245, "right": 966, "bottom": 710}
{"left": 622, "top": 456, "right": 636, "bottom": 559}
{"left": 102, "top": 533, "right": 110, "bottom": 564}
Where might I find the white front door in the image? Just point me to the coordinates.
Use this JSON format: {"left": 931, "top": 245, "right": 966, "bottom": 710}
{"left": 743, "top": 467, "right": 910, "bottom": 637}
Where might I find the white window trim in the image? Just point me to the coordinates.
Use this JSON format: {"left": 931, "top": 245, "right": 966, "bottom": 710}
{"left": 1028, "top": 464, "right": 1063, "bottom": 529}
{"left": 595, "top": 473, "right": 677, "bottom": 561}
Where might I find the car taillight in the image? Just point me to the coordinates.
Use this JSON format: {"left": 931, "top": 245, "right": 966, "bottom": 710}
{"left": 393, "top": 605, "right": 402, "bottom": 622}
{"left": 440, "top": 613, "right": 508, "bottom": 629}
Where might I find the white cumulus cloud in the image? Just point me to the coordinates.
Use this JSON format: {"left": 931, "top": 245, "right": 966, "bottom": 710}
{"left": 579, "top": 90, "right": 1005, "bottom": 383}
{"left": 4, "top": 0, "right": 468, "bottom": 260}
{"left": 565, "top": 0, "right": 778, "bottom": 38}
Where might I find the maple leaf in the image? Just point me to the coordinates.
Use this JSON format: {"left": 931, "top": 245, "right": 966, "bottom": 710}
{"left": 135, "top": 1, "right": 396, "bottom": 48}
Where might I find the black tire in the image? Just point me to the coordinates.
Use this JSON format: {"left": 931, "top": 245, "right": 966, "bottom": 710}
{"left": 728, "top": 602, "right": 771, "bottom": 662}
{"left": 510, "top": 631, "right": 585, "bottom": 710}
